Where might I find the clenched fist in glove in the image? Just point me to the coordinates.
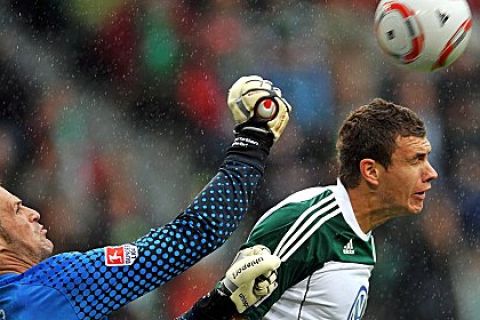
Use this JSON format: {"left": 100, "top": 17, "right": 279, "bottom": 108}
{"left": 219, "top": 245, "right": 280, "bottom": 313}
{"left": 177, "top": 245, "right": 281, "bottom": 320}
{"left": 228, "top": 75, "right": 292, "bottom": 142}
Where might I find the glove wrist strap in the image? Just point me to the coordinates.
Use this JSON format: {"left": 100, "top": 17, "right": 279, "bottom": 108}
{"left": 177, "top": 288, "right": 237, "bottom": 320}
{"left": 218, "top": 278, "right": 237, "bottom": 297}
{"left": 224, "top": 129, "right": 273, "bottom": 173}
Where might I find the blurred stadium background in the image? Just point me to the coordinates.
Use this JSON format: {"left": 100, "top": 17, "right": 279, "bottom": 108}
{"left": 1, "top": 0, "right": 479, "bottom": 319}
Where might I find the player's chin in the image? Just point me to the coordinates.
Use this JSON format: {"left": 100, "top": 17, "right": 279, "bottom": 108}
{"left": 31, "top": 241, "right": 54, "bottom": 264}
{"left": 408, "top": 200, "right": 425, "bottom": 214}
{"left": 41, "top": 238, "right": 55, "bottom": 257}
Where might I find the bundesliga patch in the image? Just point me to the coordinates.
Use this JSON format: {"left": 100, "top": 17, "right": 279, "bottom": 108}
{"left": 104, "top": 244, "right": 138, "bottom": 266}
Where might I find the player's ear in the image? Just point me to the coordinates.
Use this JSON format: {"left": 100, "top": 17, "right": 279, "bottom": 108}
{"left": 359, "top": 159, "right": 380, "bottom": 187}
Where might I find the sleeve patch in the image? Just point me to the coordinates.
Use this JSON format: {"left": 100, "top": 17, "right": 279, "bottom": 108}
{"left": 104, "top": 244, "right": 138, "bottom": 266}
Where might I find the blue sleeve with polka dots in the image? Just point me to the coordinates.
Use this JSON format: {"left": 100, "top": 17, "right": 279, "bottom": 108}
{"left": 11, "top": 154, "right": 266, "bottom": 320}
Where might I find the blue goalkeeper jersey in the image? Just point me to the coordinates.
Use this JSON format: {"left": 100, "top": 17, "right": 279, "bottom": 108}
{"left": 0, "top": 153, "right": 265, "bottom": 320}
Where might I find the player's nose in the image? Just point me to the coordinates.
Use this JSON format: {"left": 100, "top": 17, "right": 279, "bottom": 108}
{"left": 26, "top": 207, "right": 41, "bottom": 223}
{"left": 424, "top": 160, "right": 438, "bottom": 183}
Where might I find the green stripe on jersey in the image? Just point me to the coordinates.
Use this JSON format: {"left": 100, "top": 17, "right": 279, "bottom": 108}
{"left": 242, "top": 187, "right": 375, "bottom": 320}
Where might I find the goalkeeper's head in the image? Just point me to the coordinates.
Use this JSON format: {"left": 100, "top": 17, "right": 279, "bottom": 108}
{"left": 0, "top": 186, "right": 53, "bottom": 270}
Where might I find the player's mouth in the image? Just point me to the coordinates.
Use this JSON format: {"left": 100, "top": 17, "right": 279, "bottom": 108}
{"left": 413, "top": 192, "right": 425, "bottom": 200}
{"left": 413, "top": 188, "right": 430, "bottom": 200}
{"left": 39, "top": 225, "right": 48, "bottom": 235}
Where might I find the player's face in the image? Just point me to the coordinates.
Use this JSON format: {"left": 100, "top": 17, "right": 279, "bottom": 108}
{"left": 0, "top": 187, "right": 53, "bottom": 263}
{"left": 378, "top": 136, "right": 438, "bottom": 214}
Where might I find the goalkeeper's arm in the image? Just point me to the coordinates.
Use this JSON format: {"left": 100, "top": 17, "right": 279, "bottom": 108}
{"left": 28, "top": 76, "right": 291, "bottom": 320}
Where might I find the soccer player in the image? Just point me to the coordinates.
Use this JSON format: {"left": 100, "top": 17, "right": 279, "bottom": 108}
{"left": 0, "top": 75, "right": 291, "bottom": 320}
{"left": 185, "top": 98, "right": 439, "bottom": 320}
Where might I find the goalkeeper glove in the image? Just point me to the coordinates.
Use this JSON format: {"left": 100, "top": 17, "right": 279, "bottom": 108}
{"left": 176, "top": 245, "right": 280, "bottom": 319}
{"left": 218, "top": 245, "right": 281, "bottom": 313}
{"left": 227, "top": 75, "right": 292, "bottom": 141}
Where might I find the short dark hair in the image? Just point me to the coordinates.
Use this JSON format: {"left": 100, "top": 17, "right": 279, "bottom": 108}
{"left": 336, "top": 98, "right": 426, "bottom": 188}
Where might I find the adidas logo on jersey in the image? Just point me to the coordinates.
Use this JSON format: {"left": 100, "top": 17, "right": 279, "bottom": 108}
{"left": 343, "top": 239, "right": 355, "bottom": 255}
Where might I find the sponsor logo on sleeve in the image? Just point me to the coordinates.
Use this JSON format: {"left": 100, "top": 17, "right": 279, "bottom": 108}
{"left": 105, "top": 244, "right": 138, "bottom": 266}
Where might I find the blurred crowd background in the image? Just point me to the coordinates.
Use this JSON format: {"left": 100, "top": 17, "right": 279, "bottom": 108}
{"left": 1, "top": 0, "right": 479, "bottom": 319}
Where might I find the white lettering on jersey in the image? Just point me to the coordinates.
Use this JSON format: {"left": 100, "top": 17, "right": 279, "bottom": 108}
{"left": 0, "top": 309, "right": 6, "bottom": 320}
{"left": 348, "top": 286, "right": 368, "bottom": 320}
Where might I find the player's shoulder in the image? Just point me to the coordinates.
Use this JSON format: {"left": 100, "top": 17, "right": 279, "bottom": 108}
{"left": 20, "top": 250, "right": 103, "bottom": 285}
{"left": 246, "top": 184, "right": 336, "bottom": 242}
{"left": 282, "top": 185, "right": 334, "bottom": 204}
{"left": 256, "top": 184, "right": 335, "bottom": 225}
{"left": 0, "top": 271, "right": 77, "bottom": 320}
{"left": 0, "top": 253, "right": 82, "bottom": 290}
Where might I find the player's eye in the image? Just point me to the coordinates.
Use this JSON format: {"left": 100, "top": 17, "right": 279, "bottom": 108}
{"left": 409, "top": 158, "right": 419, "bottom": 165}
{"left": 410, "top": 154, "right": 426, "bottom": 164}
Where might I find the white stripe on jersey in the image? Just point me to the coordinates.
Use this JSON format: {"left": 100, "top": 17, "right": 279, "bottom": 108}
{"left": 371, "top": 237, "right": 376, "bottom": 263}
{"left": 279, "top": 210, "right": 341, "bottom": 262}
{"left": 251, "top": 186, "right": 331, "bottom": 232}
{"left": 273, "top": 193, "right": 335, "bottom": 258}
{"left": 274, "top": 195, "right": 342, "bottom": 262}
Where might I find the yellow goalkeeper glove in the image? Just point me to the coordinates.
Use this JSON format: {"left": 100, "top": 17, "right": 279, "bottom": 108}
{"left": 219, "top": 245, "right": 281, "bottom": 313}
{"left": 227, "top": 75, "right": 292, "bottom": 141}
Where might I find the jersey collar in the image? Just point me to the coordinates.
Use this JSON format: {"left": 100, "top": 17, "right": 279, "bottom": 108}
{"left": 333, "top": 178, "right": 371, "bottom": 242}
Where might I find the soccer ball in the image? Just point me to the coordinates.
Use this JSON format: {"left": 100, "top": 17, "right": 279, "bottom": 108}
{"left": 374, "top": 0, "right": 473, "bottom": 71}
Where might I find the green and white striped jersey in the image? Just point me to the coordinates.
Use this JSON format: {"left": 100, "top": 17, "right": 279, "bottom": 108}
{"left": 242, "top": 179, "right": 376, "bottom": 320}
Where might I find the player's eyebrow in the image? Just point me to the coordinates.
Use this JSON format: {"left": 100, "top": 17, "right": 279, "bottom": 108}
{"left": 13, "top": 199, "right": 22, "bottom": 209}
{"left": 410, "top": 149, "right": 433, "bottom": 161}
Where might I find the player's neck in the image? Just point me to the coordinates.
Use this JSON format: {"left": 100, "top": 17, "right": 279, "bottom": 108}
{"left": 0, "top": 248, "right": 35, "bottom": 274}
{"left": 347, "top": 185, "right": 404, "bottom": 233}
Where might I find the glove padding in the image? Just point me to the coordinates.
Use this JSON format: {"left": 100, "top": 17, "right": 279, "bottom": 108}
{"left": 219, "top": 245, "right": 281, "bottom": 313}
{"left": 227, "top": 75, "right": 292, "bottom": 141}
